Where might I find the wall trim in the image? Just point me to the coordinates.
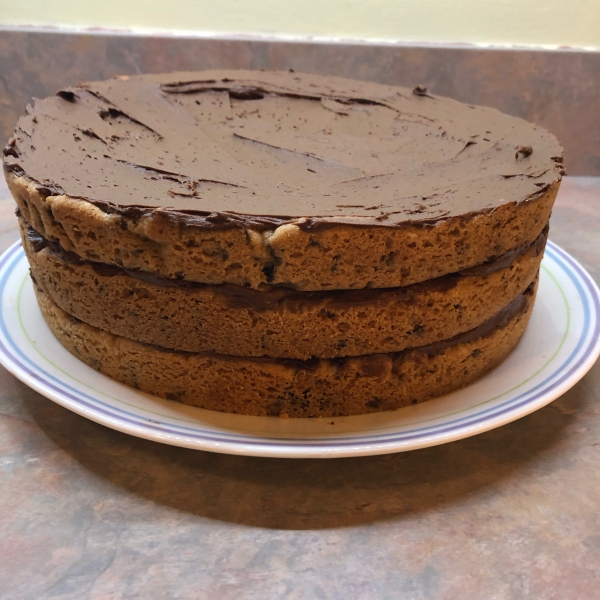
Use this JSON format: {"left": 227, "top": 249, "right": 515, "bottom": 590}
{"left": 1, "top": 24, "right": 599, "bottom": 53}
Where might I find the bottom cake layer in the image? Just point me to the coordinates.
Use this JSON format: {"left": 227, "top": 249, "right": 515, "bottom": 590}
{"left": 34, "top": 279, "right": 537, "bottom": 418}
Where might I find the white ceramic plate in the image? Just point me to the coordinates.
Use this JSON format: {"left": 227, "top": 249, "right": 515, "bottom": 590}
{"left": 0, "top": 240, "right": 599, "bottom": 458}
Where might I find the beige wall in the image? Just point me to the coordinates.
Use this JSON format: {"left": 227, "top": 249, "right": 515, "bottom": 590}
{"left": 1, "top": 0, "right": 598, "bottom": 49}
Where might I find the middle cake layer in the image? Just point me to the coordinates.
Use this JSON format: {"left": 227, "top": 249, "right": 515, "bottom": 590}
{"left": 22, "top": 217, "right": 546, "bottom": 360}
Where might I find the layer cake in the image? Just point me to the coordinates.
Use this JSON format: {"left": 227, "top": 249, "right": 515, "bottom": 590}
{"left": 3, "top": 70, "right": 564, "bottom": 416}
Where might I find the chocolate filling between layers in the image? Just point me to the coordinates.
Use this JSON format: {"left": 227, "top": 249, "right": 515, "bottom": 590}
{"left": 348, "top": 281, "right": 535, "bottom": 378}
{"left": 24, "top": 217, "right": 547, "bottom": 312}
{"left": 34, "top": 277, "right": 535, "bottom": 372}
{"left": 4, "top": 71, "right": 563, "bottom": 232}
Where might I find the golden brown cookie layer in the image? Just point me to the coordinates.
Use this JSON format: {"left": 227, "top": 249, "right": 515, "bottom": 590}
{"left": 34, "top": 281, "right": 536, "bottom": 418}
{"left": 4, "top": 70, "right": 563, "bottom": 291}
{"left": 7, "top": 170, "right": 557, "bottom": 291}
{"left": 23, "top": 216, "right": 545, "bottom": 359}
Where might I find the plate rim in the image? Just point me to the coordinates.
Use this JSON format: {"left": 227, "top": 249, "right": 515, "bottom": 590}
{"left": 1, "top": 239, "right": 599, "bottom": 458}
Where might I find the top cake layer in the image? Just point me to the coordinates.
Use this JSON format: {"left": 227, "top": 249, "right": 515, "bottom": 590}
{"left": 3, "top": 70, "right": 563, "bottom": 230}
{"left": 3, "top": 71, "right": 563, "bottom": 290}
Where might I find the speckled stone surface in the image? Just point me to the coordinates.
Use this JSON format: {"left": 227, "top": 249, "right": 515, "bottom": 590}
{"left": 0, "top": 176, "right": 599, "bottom": 599}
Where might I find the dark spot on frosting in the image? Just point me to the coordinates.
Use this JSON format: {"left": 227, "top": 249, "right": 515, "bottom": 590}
{"left": 515, "top": 145, "right": 533, "bottom": 160}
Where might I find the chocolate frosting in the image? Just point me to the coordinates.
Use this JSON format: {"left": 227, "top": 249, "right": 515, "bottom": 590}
{"left": 4, "top": 70, "right": 563, "bottom": 230}
{"left": 25, "top": 218, "right": 546, "bottom": 312}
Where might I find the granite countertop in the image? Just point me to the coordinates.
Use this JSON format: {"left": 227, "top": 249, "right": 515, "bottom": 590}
{"left": 0, "top": 176, "right": 599, "bottom": 600}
